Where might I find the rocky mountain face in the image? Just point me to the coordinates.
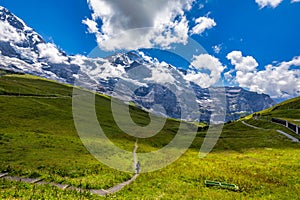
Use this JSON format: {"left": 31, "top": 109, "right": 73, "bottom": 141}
{"left": 0, "top": 6, "right": 276, "bottom": 123}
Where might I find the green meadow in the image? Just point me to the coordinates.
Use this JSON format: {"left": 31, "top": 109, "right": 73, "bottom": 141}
{"left": 0, "top": 73, "right": 299, "bottom": 199}
{"left": 244, "top": 95, "right": 300, "bottom": 121}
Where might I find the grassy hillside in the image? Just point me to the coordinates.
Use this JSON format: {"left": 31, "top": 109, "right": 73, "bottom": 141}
{"left": 268, "top": 96, "right": 300, "bottom": 125}
{"left": 243, "top": 96, "right": 300, "bottom": 124}
{"left": 0, "top": 73, "right": 300, "bottom": 199}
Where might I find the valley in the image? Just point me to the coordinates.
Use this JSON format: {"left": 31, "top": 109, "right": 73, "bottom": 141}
{"left": 0, "top": 73, "right": 299, "bottom": 199}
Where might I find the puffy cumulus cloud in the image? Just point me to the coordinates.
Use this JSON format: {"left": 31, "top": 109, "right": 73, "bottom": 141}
{"left": 255, "top": 0, "right": 283, "bottom": 8}
{"left": 84, "top": 0, "right": 206, "bottom": 51}
{"left": 37, "top": 43, "right": 68, "bottom": 64}
{"left": 185, "top": 54, "right": 225, "bottom": 88}
{"left": 291, "top": 0, "right": 300, "bottom": 2}
{"left": 0, "top": 20, "right": 26, "bottom": 43}
{"left": 190, "top": 17, "right": 216, "bottom": 35}
{"left": 227, "top": 51, "right": 300, "bottom": 98}
{"left": 226, "top": 51, "right": 258, "bottom": 72}
{"left": 152, "top": 15, "right": 190, "bottom": 49}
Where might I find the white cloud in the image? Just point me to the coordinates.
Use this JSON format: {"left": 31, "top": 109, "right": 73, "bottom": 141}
{"left": 0, "top": 20, "right": 26, "bottom": 43}
{"left": 185, "top": 54, "right": 225, "bottom": 88}
{"left": 291, "top": 0, "right": 300, "bottom": 2}
{"left": 226, "top": 51, "right": 258, "bottom": 72}
{"left": 212, "top": 44, "right": 222, "bottom": 54}
{"left": 224, "top": 69, "right": 235, "bottom": 82}
{"left": 191, "top": 17, "right": 216, "bottom": 35}
{"left": 227, "top": 51, "right": 300, "bottom": 98}
{"left": 82, "top": 18, "right": 99, "bottom": 33}
{"left": 70, "top": 55, "right": 86, "bottom": 66}
{"left": 85, "top": 0, "right": 195, "bottom": 51}
{"left": 145, "top": 64, "right": 176, "bottom": 85}
{"left": 255, "top": 0, "right": 283, "bottom": 8}
{"left": 198, "top": 4, "right": 205, "bottom": 9}
{"left": 37, "top": 43, "right": 68, "bottom": 64}
{"left": 152, "top": 16, "right": 190, "bottom": 49}
{"left": 92, "top": 61, "right": 125, "bottom": 79}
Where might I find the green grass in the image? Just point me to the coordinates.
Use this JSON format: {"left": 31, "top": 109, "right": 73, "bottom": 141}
{"left": 0, "top": 75, "right": 134, "bottom": 191}
{"left": 116, "top": 148, "right": 300, "bottom": 200}
{"left": 0, "top": 74, "right": 300, "bottom": 199}
{"left": 242, "top": 119, "right": 300, "bottom": 140}
{"left": 244, "top": 96, "right": 300, "bottom": 121}
{"left": 0, "top": 74, "right": 73, "bottom": 97}
{"left": 280, "top": 118, "right": 300, "bottom": 126}
{"left": 0, "top": 178, "right": 96, "bottom": 199}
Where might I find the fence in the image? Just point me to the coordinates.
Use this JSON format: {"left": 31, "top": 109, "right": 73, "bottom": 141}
{"left": 271, "top": 118, "right": 300, "bottom": 135}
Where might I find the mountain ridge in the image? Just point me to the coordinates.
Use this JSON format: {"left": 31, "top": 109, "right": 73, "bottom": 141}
{"left": 0, "top": 6, "right": 276, "bottom": 122}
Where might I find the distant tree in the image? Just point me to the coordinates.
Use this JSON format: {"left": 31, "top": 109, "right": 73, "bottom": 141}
{"left": 253, "top": 113, "right": 259, "bottom": 120}
{"left": 226, "top": 120, "right": 232, "bottom": 124}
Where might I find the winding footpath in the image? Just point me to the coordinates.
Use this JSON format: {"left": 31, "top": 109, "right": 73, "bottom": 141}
{"left": 0, "top": 141, "right": 140, "bottom": 196}
{"left": 241, "top": 121, "right": 262, "bottom": 129}
{"left": 242, "top": 121, "right": 299, "bottom": 143}
{"left": 133, "top": 140, "right": 139, "bottom": 173}
{"left": 91, "top": 140, "right": 140, "bottom": 196}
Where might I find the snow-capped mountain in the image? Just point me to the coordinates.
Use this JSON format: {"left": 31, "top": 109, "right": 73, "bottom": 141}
{"left": 0, "top": 6, "right": 76, "bottom": 82}
{"left": 0, "top": 6, "right": 275, "bottom": 122}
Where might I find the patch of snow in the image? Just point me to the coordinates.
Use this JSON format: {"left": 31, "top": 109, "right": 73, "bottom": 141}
{"left": 0, "top": 20, "right": 26, "bottom": 43}
{"left": 227, "top": 89, "right": 242, "bottom": 93}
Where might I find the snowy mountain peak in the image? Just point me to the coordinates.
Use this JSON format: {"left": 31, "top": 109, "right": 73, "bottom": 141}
{"left": 106, "top": 50, "right": 150, "bottom": 67}
{"left": 0, "top": 6, "right": 33, "bottom": 33}
{"left": 0, "top": 6, "right": 44, "bottom": 48}
{"left": 0, "top": 6, "right": 276, "bottom": 122}
{"left": 0, "top": 6, "right": 7, "bottom": 12}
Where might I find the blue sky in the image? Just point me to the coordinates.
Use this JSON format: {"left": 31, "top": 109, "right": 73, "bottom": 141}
{"left": 1, "top": 0, "right": 95, "bottom": 55}
{"left": 1, "top": 0, "right": 300, "bottom": 99}
{"left": 2, "top": 0, "right": 300, "bottom": 65}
